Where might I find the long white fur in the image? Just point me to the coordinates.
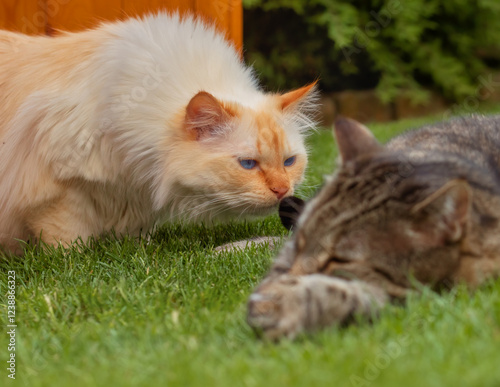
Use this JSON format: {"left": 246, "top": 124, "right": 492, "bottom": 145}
{"left": 0, "top": 13, "right": 317, "bottom": 253}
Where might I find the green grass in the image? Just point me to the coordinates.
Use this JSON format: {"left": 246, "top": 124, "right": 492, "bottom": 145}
{"left": 2, "top": 111, "right": 500, "bottom": 387}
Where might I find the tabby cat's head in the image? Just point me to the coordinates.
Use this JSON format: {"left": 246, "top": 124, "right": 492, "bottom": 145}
{"left": 276, "top": 118, "right": 471, "bottom": 289}
{"left": 160, "top": 83, "right": 318, "bottom": 221}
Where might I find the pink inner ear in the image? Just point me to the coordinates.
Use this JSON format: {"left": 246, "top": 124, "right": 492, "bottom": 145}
{"left": 280, "top": 81, "right": 317, "bottom": 111}
{"left": 185, "top": 91, "right": 225, "bottom": 129}
{"left": 185, "top": 92, "right": 236, "bottom": 141}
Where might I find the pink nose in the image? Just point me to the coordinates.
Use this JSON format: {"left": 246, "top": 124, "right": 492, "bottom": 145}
{"left": 270, "top": 187, "right": 289, "bottom": 199}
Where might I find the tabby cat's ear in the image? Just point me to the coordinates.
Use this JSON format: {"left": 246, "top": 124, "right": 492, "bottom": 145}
{"left": 185, "top": 92, "right": 232, "bottom": 140}
{"left": 411, "top": 180, "right": 471, "bottom": 243}
{"left": 333, "top": 117, "right": 382, "bottom": 163}
{"left": 280, "top": 81, "right": 318, "bottom": 111}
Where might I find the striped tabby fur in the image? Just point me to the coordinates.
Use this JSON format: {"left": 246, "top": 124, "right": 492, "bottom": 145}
{"left": 248, "top": 115, "right": 500, "bottom": 340}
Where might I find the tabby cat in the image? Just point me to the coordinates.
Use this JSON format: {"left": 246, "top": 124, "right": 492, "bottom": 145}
{"left": 0, "top": 13, "right": 317, "bottom": 254}
{"left": 248, "top": 115, "right": 500, "bottom": 340}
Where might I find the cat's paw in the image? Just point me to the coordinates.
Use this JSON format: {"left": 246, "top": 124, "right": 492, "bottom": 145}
{"left": 247, "top": 274, "right": 389, "bottom": 340}
{"left": 247, "top": 275, "right": 314, "bottom": 340}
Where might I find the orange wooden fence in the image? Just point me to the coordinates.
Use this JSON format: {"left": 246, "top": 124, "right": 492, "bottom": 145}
{"left": 0, "top": 0, "right": 242, "bottom": 50}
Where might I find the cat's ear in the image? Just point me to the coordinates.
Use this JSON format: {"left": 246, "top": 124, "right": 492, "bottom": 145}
{"left": 279, "top": 196, "right": 306, "bottom": 231}
{"left": 411, "top": 180, "right": 471, "bottom": 243}
{"left": 185, "top": 92, "right": 232, "bottom": 140}
{"left": 280, "top": 81, "right": 318, "bottom": 111}
{"left": 333, "top": 117, "right": 382, "bottom": 163}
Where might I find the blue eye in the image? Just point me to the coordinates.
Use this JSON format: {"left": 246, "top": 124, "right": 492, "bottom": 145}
{"left": 284, "top": 156, "right": 296, "bottom": 167}
{"left": 239, "top": 159, "right": 257, "bottom": 169}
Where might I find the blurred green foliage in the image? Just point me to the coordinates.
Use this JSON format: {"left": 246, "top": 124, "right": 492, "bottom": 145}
{"left": 243, "top": 0, "right": 500, "bottom": 103}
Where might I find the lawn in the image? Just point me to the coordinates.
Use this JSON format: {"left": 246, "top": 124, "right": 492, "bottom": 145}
{"left": 2, "top": 111, "right": 500, "bottom": 387}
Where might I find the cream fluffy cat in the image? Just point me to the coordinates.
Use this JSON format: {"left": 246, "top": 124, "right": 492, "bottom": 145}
{"left": 0, "top": 13, "right": 317, "bottom": 254}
